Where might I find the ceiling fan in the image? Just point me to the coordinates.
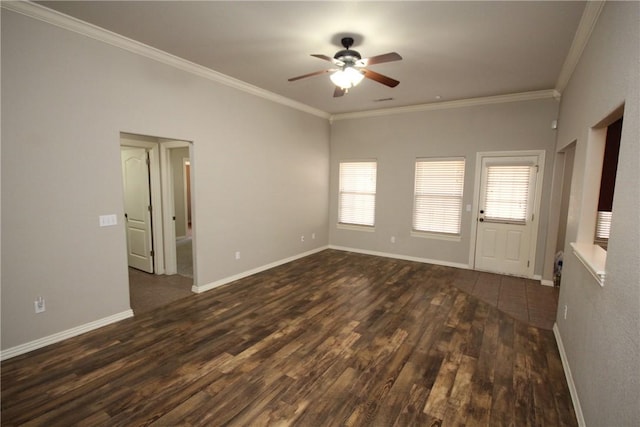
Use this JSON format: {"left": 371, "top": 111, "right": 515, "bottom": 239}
{"left": 288, "top": 37, "right": 402, "bottom": 97}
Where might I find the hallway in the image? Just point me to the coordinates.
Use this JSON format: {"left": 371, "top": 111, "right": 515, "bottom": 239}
{"left": 128, "top": 268, "right": 193, "bottom": 315}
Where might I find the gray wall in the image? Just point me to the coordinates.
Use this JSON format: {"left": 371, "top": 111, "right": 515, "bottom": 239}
{"left": 553, "top": 2, "right": 640, "bottom": 425}
{"left": 3, "top": 8, "right": 638, "bottom": 425}
{"left": 1, "top": 10, "right": 330, "bottom": 350}
{"left": 329, "top": 99, "right": 559, "bottom": 274}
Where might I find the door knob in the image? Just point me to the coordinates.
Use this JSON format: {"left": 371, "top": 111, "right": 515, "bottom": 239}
{"left": 479, "top": 218, "right": 484, "bottom": 222}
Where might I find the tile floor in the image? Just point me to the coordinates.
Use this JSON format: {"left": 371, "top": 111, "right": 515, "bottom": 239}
{"left": 451, "top": 269, "right": 559, "bottom": 329}
{"left": 128, "top": 268, "right": 193, "bottom": 315}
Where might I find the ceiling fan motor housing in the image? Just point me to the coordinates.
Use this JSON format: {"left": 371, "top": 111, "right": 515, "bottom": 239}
{"left": 334, "top": 37, "right": 361, "bottom": 64}
{"left": 334, "top": 49, "right": 361, "bottom": 64}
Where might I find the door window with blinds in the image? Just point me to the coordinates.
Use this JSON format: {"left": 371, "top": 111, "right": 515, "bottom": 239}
{"left": 338, "top": 161, "right": 377, "bottom": 227}
{"left": 483, "top": 164, "right": 534, "bottom": 223}
{"left": 413, "top": 158, "right": 465, "bottom": 235}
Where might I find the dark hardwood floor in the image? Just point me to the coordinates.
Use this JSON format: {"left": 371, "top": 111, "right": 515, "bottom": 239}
{"left": 1, "top": 250, "right": 576, "bottom": 426}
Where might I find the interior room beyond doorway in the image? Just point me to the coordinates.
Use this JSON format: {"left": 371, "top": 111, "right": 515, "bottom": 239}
{"left": 120, "top": 132, "right": 195, "bottom": 314}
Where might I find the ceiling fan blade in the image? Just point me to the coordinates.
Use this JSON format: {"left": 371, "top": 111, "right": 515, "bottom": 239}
{"left": 363, "top": 69, "right": 400, "bottom": 88}
{"left": 359, "top": 52, "right": 402, "bottom": 67}
{"left": 333, "top": 86, "right": 346, "bottom": 98}
{"left": 311, "top": 54, "right": 345, "bottom": 66}
{"left": 288, "top": 69, "right": 332, "bottom": 82}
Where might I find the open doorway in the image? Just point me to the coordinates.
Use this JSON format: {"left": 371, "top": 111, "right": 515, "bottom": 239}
{"left": 159, "top": 140, "right": 194, "bottom": 278}
{"left": 120, "top": 133, "right": 195, "bottom": 314}
{"left": 552, "top": 143, "right": 576, "bottom": 287}
{"left": 556, "top": 145, "right": 576, "bottom": 254}
{"left": 169, "top": 147, "right": 193, "bottom": 278}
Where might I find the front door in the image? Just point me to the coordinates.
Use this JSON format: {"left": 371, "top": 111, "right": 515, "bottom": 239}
{"left": 121, "top": 147, "right": 154, "bottom": 273}
{"left": 474, "top": 155, "right": 541, "bottom": 277}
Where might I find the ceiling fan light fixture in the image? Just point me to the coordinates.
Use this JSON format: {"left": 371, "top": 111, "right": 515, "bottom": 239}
{"left": 330, "top": 66, "right": 364, "bottom": 89}
{"left": 288, "top": 35, "right": 401, "bottom": 97}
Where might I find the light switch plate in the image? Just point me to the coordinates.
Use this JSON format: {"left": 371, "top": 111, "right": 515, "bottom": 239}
{"left": 99, "top": 214, "right": 118, "bottom": 227}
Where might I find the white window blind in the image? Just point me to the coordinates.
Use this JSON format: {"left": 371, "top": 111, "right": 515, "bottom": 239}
{"left": 339, "top": 161, "right": 377, "bottom": 227}
{"left": 484, "top": 165, "right": 532, "bottom": 222}
{"left": 595, "top": 211, "right": 612, "bottom": 240}
{"left": 413, "top": 158, "right": 465, "bottom": 235}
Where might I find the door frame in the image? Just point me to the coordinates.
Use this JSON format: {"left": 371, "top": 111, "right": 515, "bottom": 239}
{"left": 182, "top": 157, "right": 191, "bottom": 236}
{"left": 468, "top": 150, "right": 545, "bottom": 278}
{"left": 541, "top": 142, "right": 576, "bottom": 285}
{"left": 120, "top": 136, "right": 165, "bottom": 274}
{"left": 159, "top": 140, "right": 193, "bottom": 276}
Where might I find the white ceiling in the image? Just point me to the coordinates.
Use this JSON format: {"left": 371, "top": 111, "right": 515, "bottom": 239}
{"left": 37, "top": 1, "right": 586, "bottom": 115}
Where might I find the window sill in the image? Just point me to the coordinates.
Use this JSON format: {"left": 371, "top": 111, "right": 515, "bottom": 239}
{"left": 411, "top": 230, "right": 462, "bottom": 242}
{"left": 570, "top": 242, "right": 606, "bottom": 286}
{"left": 337, "top": 223, "right": 375, "bottom": 232}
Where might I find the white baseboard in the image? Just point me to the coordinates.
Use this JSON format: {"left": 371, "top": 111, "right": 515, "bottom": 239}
{"left": 540, "top": 279, "right": 555, "bottom": 287}
{"left": 0, "top": 309, "right": 134, "bottom": 361}
{"left": 328, "top": 245, "right": 471, "bottom": 270}
{"left": 553, "top": 323, "right": 586, "bottom": 427}
{"left": 193, "top": 246, "right": 330, "bottom": 294}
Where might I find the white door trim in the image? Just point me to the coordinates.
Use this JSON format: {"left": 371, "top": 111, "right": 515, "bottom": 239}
{"left": 468, "top": 150, "right": 545, "bottom": 278}
{"left": 182, "top": 157, "right": 191, "bottom": 237}
{"left": 159, "top": 140, "right": 192, "bottom": 276}
{"left": 120, "top": 137, "right": 165, "bottom": 275}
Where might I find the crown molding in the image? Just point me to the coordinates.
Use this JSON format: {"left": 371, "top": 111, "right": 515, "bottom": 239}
{"left": 3, "top": 1, "right": 573, "bottom": 123}
{"left": 555, "top": 1, "right": 606, "bottom": 94}
{"left": 1, "top": 1, "right": 331, "bottom": 120}
{"left": 330, "top": 89, "right": 560, "bottom": 122}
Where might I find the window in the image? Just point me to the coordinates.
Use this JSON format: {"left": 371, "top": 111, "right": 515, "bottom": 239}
{"left": 594, "top": 117, "right": 622, "bottom": 248}
{"left": 338, "top": 161, "right": 377, "bottom": 227}
{"left": 413, "top": 158, "right": 465, "bottom": 235}
{"left": 484, "top": 165, "right": 532, "bottom": 223}
{"left": 570, "top": 111, "right": 622, "bottom": 286}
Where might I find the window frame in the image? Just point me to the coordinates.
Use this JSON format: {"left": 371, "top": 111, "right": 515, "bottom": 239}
{"left": 593, "top": 116, "right": 622, "bottom": 250}
{"left": 337, "top": 160, "right": 377, "bottom": 229}
{"left": 411, "top": 157, "right": 465, "bottom": 240}
{"left": 571, "top": 108, "right": 623, "bottom": 287}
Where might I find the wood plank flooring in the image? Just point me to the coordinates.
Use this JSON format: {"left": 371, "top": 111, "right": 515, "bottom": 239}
{"left": 1, "top": 250, "right": 577, "bottom": 426}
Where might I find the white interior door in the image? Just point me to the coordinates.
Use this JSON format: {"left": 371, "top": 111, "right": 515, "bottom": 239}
{"left": 121, "top": 147, "right": 154, "bottom": 273}
{"left": 474, "top": 155, "right": 540, "bottom": 277}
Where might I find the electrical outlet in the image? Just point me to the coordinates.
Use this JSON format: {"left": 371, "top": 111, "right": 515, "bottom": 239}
{"left": 301, "top": 235, "right": 305, "bottom": 242}
{"left": 311, "top": 233, "right": 316, "bottom": 240}
{"left": 391, "top": 236, "right": 396, "bottom": 244}
{"left": 34, "top": 297, "right": 46, "bottom": 314}
{"left": 563, "top": 305, "right": 568, "bottom": 320}
{"left": 235, "top": 251, "right": 241, "bottom": 260}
